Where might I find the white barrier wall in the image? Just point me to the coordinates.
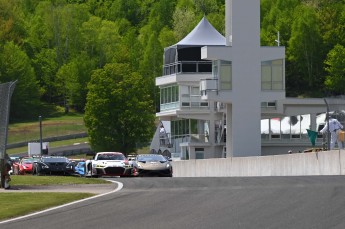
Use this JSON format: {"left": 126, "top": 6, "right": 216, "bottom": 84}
{"left": 172, "top": 150, "right": 345, "bottom": 177}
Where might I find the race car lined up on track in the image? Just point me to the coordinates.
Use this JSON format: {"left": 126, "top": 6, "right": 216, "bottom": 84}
{"left": 12, "top": 157, "right": 40, "bottom": 175}
{"left": 131, "top": 154, "right": 173, "bottom": 177}
{"left": 85, "top": 152, "right": 132, "bottom": 178}
{"left": 74, "top": 161, "right": 86, "bottom": 176}
{"left": 32, "top": 156, "right": 75, "bottom": 176}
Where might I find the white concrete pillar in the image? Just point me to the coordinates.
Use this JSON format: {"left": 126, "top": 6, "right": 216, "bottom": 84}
{"left": 225, "top": 0, "right": 232, "bottom": 46}
{"left": 228, "top": 0, "right": 261, "bottom": 156}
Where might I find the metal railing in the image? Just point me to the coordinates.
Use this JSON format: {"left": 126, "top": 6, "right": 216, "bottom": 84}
{"left": 163, "top": 61, "right": 212, "bottom": 76}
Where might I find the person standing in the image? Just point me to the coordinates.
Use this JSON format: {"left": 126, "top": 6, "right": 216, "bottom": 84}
{"left": 159, "top": 125, "right": 166, "bottom": 145}
{"left": 320, "top": 115, "right": 344, "bottom": 150}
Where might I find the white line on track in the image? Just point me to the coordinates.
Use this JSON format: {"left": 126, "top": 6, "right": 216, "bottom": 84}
{"left": 0, "top": 180, "right": 123, "bottom": 225}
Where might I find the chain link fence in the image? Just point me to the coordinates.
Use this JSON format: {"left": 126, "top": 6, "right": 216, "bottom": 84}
{"left": 0, "top": 81, "right": 16, "bottom": 159}
{"left": 0, "top": 81, "right": 16, "bottom": 188}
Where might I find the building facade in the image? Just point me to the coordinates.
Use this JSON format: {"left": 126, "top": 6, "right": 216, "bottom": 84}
{"left": 149, "top": 17, "right": 227, "bottom": 160}
{"left": 150, "top": 0, "right": 345, "bottom": 160}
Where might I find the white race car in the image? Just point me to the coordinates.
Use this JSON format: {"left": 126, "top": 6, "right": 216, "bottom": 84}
{"left": 85, "top": 152, "right": 131, "bottom": 177}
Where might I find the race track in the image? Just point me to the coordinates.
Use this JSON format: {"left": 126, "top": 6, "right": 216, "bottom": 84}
{"left": 2, "top": 176, "right": 345, "bottom": 229}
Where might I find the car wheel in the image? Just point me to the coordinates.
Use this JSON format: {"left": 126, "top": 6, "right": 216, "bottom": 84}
{"left": 131, "top": 167, "right": 139, "bottom": 177}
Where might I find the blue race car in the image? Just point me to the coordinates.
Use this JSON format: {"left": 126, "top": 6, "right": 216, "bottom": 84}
{"left": 74, "top": 161, "right": 86, "bottom": 176}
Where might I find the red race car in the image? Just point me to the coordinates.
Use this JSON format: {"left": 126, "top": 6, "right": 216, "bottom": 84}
{"left": 12, "top": 157, "right": 40, "bottom": 175}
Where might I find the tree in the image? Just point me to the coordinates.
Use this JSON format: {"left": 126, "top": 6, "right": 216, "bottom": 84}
{"left": 32, "top": 48, "right": 59, "bottom": 103}
{"left": 106, "top": 0, "right": 142, "bottom": 26}
{"left": 27, "top": 2, "right": 91, "bottom": 109}
{"left": 0, "top": 41, "right": 41, "bottom": 120}
{"left": 194, "top": 0, "right": 219, "bottom": 15}
{"left": 324, "top": 44, "right": 345, "bottom": 94}
{"left": 79, "top": 16, "right": 102, "bottom": 58}
{"left": 261, "top": 0, "right": 300, "bottom": 46}
{"left": 114, "top": 27, "right": 143, "bottom": 72}
{"left": 0, "top": 0, "right": 27, "bottom": 45}
{"left": 140, "top": 31, "right": 163, "bottom": 112}
{"left": 159, "top": 26, "right": 177, "bottom": 50}
{"left": 56, "top": 53, "right": 96, "bottom": 111}
{"left": 317, "top": 0, "right": 345, "bottom": 50}
{"left": 173, "top": 8, "right": 196, "bottom": 41}
{"left": 84, "top": 63, "right": 155, "bottom": 155}
{"left": 97, "top": 20, "right": 121, "bottom": 66}
{"left": 288, "top": 4, "right": 324, "bottom": 96}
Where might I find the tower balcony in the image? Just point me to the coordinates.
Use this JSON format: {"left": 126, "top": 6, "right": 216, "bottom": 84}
{"left": 163, "top": 61, "right": 212, "bottom": 76}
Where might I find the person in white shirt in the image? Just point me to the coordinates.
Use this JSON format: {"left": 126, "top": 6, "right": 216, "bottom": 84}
{"left": 159, "top": 125, "right": 165, "bottom": 145}
{"left": 320, "top": 116, "right": 344, "bottom": 150}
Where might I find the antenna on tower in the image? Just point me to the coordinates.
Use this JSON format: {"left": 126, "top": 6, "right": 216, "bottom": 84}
{"left": 275, "top": 31, "right": 280, "bottom": 46}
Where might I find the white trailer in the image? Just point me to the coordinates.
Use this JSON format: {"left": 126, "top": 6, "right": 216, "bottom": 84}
{"left": 28, "top": 142, "right": 49, "bottom": 156}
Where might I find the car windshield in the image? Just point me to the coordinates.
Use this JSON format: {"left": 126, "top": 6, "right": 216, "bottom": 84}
{"left": 77, "top": 162, "right": 85, "bottom": 167}
{"left": 10, "top": 157, "right": 20, "bottom": 163}
{"left": 22, "top": 158, "right": 39, "bottom": 163}
{"left": 138, "top": 155, "right": 166, "bottom": 161}
{"left": 42, "top": 157, "right": 70, "bottom": 163}
{"left": 98, "top": 154, "right": 125, "bottom": 160}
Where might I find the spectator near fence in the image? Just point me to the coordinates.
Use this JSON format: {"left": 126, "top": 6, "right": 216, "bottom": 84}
{"left": 319, "top": 116, "right": 343, "bottom": 150}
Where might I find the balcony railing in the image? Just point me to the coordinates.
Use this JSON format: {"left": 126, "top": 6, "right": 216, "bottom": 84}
{"left": 160, "top": 96, "right": 209, "bottom": 111}
{"left": 173, "top": 134, "right": 210, "bottom": 144}
{"left": 163, "top": 61, "right": 212, "bottom": 76}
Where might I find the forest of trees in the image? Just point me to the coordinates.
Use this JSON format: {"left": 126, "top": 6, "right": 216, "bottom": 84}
{"left": 0, "top": 0, "right": 344, "bottom": 151}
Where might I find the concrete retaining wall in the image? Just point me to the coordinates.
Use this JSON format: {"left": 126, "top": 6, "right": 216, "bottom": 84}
{"left": 172, "top": 150, "right": 345, "bottom": 177}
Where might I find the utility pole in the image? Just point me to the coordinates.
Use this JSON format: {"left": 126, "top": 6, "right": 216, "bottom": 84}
{"left": 39, "top": 115, "right": 43, "bottom": 156}
{"left": 275, "top": 31, "right": 280, "bottom": 46}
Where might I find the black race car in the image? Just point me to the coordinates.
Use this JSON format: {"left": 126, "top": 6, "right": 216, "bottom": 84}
{"left": 32, "top": 156, "right": 75, "bottom": 176}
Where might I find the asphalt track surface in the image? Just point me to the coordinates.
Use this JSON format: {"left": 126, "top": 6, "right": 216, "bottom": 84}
{"left": 2, "top": 176, "right": 345, "bottom": 229}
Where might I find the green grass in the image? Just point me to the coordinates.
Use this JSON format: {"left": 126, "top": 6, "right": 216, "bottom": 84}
{"left": 8, "top": 113, "right": 86, "bottom": 144}
{"left": 0, "top": 176, "right": 111, "bottom": 221}
{"left": 1, "top": 112, "right": 151, "bottom": 222}
{"left": 0, "top": 193, "right": 93, "bottom": 221}
{"left": 7, "top": 139, "right": 150, "bottom": 157}
{"left": 6, "top": 111, "right": 151, "bottom": 156}
{"left": 6, "top": 137, "right": 89, "bottom": 155}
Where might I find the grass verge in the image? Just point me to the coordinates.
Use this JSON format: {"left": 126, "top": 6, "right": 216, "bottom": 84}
{"left": 6, "top": 137, "right": 89, "bottom": 156}
{"left": 8, "top": 112, "right": 86, "bottom": 144}
{"left": 0, "top": 193, "right": 93, "bottom": 221}
{"left": 6, "top": 111, "right": 88, "bottom": 156}
{"left": 0, "top": 176, "right": 111, "bottom": 221}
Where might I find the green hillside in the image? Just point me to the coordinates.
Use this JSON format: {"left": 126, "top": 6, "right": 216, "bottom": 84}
{"left": 1, "top": 0, "right": 344, "bottom": 154}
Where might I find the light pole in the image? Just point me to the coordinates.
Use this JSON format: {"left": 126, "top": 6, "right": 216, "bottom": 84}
{"left": 324, "top": 99, "right": 330, "bottom": 150}
{"left": 39, "top": 115, "right": 42, "bottom": 155}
